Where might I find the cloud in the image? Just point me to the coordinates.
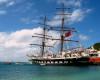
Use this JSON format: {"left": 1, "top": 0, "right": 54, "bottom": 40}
{"left": 0, "top": 10, "right": 7, "bottom": 15}
{"left": 0, "top": 0, "right": 16, "bottom": 15}
{"left": 47, "top": 0, "right": 91, "bottom": 26}
{"left": 70, "top": 9, "right": 91, "bottom": 22}
{"left": 13, "top": 1, "right": 35, "bottom": 14}
{"left": 20, "top": 17, "right": 39, "bottom": 24}
{"left": 47, "top": 15, "right": 61, "bottom": 26}
{"left": 0, "top": 0, "right": 15, "bottom": 6}
{"left": 71, "top": 9, "right": 84, "bottom": 22}
{"left": 0, "top": 27, "right": 58, "bottom": 62}
{"left": 6, "top": 1, "right": 15, "bottom": 7}
{"left": 57, "top": 0, "right": 82, "bottom": 7}
{"left": 0, "top": 0, "right": 8, "bottom": 4}
{"left": 0, "top": 27, "right": 42, "bottom": 62}
{"left": 48, "top": 8, "right": 91, "bottom": 26}
{"left": 79, "top": 34, "right": 89, "bottom": 41}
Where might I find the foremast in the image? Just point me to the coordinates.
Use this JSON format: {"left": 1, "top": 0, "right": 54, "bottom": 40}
{"left": 31, "top": 16, "right": 52, "bottom": 57}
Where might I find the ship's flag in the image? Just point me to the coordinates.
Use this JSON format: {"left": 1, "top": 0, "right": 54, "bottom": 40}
{"left": 65, "top": 31, "right": 72, "bottom": 37}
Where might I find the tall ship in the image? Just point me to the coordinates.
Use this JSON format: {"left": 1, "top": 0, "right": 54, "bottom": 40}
{"left": 28, "top": 4, "right": 100, "bottom": 66}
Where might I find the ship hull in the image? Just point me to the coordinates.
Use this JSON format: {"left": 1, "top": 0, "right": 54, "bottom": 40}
{"left": 30, "top": 57, "right": 94, "bottom": 66}
{"left": 88, "top": 57, "right": 100, "bottom": 65}
{"left": 30, "top": 57, "right": 100, "bottom": 66}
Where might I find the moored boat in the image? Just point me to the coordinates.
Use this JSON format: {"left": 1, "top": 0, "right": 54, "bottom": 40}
{"left": 88, "top": 51, "right": 100, "bottom": 65}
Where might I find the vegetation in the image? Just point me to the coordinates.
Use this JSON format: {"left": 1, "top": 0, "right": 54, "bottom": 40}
{"left": 93, "top": 42, "right": 100, "bottom": 51}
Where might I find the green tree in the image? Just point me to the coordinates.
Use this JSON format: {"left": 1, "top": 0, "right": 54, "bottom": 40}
{"left": 93, "top": 42, "right": 100, "bottom": 51}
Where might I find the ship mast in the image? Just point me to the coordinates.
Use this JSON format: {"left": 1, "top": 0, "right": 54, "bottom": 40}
{"left": 31, "top": 16, "right": 52, "bottom": 57}
{"left": 57, "top": 4, "right": 67, "bottom": 54}
{"left": 31, "top": 4, "right": 79, "bottom": 57}
{"left": 41, "top": 16, "right": 46, "bottom": 57}
{"left": 49, "top": 3, "right": 79, "bottom": 54}
{"left": 50, "top": 4, "right": 71, "bottom": 54}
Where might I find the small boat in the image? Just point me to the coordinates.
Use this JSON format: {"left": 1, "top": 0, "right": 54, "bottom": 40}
{"left": 4, "top": 62, "right": 12, "bottom": 65}
{"left": 89, "top": 51, "right": 100, "bottom": 65}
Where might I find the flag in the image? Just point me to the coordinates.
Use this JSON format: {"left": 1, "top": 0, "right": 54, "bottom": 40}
{"left": 65, "top": 31, "right": 72, "bottom": 37}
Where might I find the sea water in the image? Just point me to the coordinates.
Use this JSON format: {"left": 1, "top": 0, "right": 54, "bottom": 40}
{"left": 0, "top": 63, "right": 100, "bottom": 80}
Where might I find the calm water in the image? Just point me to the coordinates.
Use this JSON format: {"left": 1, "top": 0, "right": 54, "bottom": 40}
{"left": 0, "top": 63, "right": 100, "bottom": 80}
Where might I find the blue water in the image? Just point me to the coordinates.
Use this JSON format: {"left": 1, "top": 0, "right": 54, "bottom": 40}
{"left": 0, "top": 63, "right": 100, "bottom": 80}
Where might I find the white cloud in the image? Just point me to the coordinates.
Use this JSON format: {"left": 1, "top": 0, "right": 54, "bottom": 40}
{"left": 70, "top": 9, "right": 84, "bottom": 22}
{"left": 70, "top": 8, "right": 92, "bottom": 22}
{"left": 0, "top": 27, "right": 42, "bottom": 62}
{"left": 0, "top": 27, "right": 58, "bottom": 62}
{"left": 20, "top": 17, "right": 39, "bottom": 24}
{"left": 0, "top": 0, "right": 15, "bottom": 7}
{"left": 6, "top": 1, "right": 15, "bottom": 7}
{"left": 13, "top": 2, "right": 35, "bottom": 14}
{"left": 0, "top": 10, "right": 7, "bottom": 15}
{"left": 4, "top": 27, "right": 43, "bottom": 48}
{"left": 57, "top": 0, "right": 82, "bottom": 7}
{"left": 47, "top": 0, "right": 91, "bottom": 26}
{"left": 48, "top": 8, "right": 91, "bottom": 26}
{"left": 0, "top": 0, "right": 16, "bottom": 15}
{"left": 79, "top": 34, "right": 89, "bottom": 41}
{"left": 0, "top": 0, "right": 8, "bottom": 4}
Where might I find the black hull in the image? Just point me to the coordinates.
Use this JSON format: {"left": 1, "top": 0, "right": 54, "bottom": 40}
{"left": 30, "top": 57, "right": 99, "bottom": 66}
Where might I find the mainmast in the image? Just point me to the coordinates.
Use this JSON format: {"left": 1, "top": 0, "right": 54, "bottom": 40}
{"left": 50, "top": 4, "right": 72, "bottom": 54}
{"left": 48, "top": 3, "right": 79, "bottom": 54}
{"left": 57, "top": 4, "right": 68, "bottom": 54}
{"left": 41, "top": 16, "right": 46, "bottom": 57}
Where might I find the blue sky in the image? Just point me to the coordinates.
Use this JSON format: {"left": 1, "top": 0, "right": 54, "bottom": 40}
{"left": 74, "top": 0, "right": 100, "bottom": 47}
{"left": 0, "top": 0, "right": 100, "bottom": 61}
